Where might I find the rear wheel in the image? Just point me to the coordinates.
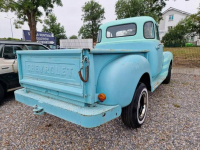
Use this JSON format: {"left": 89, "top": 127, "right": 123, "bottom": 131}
{"left": 163, "top": 64, "right": 172, "bottom": 84}
{"left": 0, "top": 84, "right": 5, "bottom": 103}
{"left": 121, "top": 83, "right": 148, "bottom": 128}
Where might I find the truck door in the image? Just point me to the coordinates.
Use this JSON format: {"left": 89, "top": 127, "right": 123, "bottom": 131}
{"left": 143, "top": 22, "right": 163, "bottom": 78}
{"left": 155, "top": 24, "right": 163, "bottom": 74}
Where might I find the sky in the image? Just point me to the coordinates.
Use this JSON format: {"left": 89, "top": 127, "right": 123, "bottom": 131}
{"left": 0, "top": 0, "right": 199, "bottom": 39}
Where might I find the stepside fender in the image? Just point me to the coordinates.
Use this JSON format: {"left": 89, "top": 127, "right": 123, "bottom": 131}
{"left": 163, "top": 51, "right": 173, "bottom": 69}
{"left": 160, "top": 51, "right": 173, "bottom": 79}
{"left": 96, "top": 54, "right": 152, "bottom": 107}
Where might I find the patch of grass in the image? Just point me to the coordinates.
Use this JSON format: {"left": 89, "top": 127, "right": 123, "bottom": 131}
{"left": 164, "top": 47, "right": 200, "bottom": 68}
{"left": 173, "top": 104, "right": 180, "bottom": 108}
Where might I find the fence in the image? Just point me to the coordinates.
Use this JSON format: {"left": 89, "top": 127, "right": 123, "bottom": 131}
{"left": 164, "top": 47, "right": 200, "bottom": 68}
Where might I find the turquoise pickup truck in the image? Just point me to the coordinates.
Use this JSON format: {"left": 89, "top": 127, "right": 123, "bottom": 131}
{"left": 15, "top": 16, "right": 173, "bottom": 128}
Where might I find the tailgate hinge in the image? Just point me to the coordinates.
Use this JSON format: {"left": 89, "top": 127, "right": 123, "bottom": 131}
{"left": 78, "top": 56, "right": 90, "bottom": 82}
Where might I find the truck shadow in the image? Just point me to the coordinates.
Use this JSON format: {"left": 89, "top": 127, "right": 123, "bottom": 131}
{"left": 0, "top": 91, "right": 15, "bottom": 106}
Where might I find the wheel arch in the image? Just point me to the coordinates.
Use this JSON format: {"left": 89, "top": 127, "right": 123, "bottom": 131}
{"left": 138, "top": 72, "right": 151, "bottom": 91}
{"left": 170, "top": 60, "right": 172, "bottom": 66}
{"left": 96, "top": 54, "right": 152, "bottom": 107}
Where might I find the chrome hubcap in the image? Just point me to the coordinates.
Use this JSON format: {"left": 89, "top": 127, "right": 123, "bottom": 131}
{"left": 138, "top": 91, "right": 147, "bottom": 121}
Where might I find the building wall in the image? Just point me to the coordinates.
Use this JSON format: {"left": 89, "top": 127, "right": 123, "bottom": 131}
{"left": 159, "top": 9, "right": 189, "bottom": 40}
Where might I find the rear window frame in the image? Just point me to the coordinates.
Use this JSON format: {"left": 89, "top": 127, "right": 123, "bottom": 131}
{"left": 97, "top": 29, "right": 102, "bottom": 43}
{"left": 106, "top": 23, "right": 137, "bottom": 38}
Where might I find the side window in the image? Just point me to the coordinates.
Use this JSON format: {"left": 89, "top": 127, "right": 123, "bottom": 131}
{"left": 155, "top": 25, "right": 160, "bottom": 40}
{"left": 169, "top": 15, "right": 174, "bottom": 21}
{"left": 38, "top": 46, "right": 48, "bottom": 50}
{"left": 14, "top": 45, "right": 27, "bottom": 51}
{"left": 144, "top": 22, "right": 155, "bottom": 39}
{"left": 3, "top": 45, "right": 15, "bottom": 59}
{"left": 97, "top": 29, "right": 102, "bottom": 43}
{"left": 13, "top": 45, "right": 25, "bottom": 55}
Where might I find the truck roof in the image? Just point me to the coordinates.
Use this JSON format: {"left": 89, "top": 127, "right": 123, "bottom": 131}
{"left": 0, "top": 40, "right": 43, "bottom": 45}
{"left": 97, "top": 16, "right": 158, "bottom": 44}
{"left": 100, "top": 16, "right": 156, "bottom": 30}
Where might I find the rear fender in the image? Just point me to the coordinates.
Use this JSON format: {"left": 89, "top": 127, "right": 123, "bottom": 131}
{"left": 96, "top": 55, "right": 151, "bottom": 107}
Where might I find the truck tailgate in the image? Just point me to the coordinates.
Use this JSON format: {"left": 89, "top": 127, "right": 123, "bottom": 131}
{"left": 17, "top": 49, "right": 87, "bottom": 103}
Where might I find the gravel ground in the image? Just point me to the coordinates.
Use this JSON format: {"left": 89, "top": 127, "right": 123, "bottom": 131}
{"left": 0, "top": 73, "right": 200, "bottom": 150}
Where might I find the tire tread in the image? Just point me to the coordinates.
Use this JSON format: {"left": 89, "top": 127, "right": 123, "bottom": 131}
{"left": 121, "top": 83, "right": 147, "bottom": 128}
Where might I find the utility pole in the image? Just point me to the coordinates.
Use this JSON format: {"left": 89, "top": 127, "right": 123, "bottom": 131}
{"left": 5, "top": 16, "right": 14, "bottom": 38}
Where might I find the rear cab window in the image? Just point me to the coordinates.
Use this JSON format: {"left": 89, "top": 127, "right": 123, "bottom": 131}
{"left": 107, "top": 23, "right": 137, "bottom": 38}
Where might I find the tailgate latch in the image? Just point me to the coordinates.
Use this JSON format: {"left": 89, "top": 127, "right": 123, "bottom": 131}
{"left": 79, "top": 56, "right": 89, "bottom": 82}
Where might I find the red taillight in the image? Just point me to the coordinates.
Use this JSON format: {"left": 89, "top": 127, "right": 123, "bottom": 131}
{"left": 98, "top": 93, "right": 106, "bottom": 102}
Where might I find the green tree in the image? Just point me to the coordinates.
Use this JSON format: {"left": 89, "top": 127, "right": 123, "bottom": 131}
{"left": 69, "top": 35, "right": 78, "bottom": 39}
{"left": 0, "top": 0, "right": 62, "bottom": 42}
{"left": 0, "top": 37, "right": 20, "bottom": 41}
{"left": 162, "top": 23, "right": 187, "bottom": 47}
{"left": 78, "top": 0, "right": 105, "bottom": 42}
{"left": 185, "top": 9, "right": 200, "bottom": 38}
{"left": 115, "top": 0, "right": 166, "bottom": 22}
{"left": 42, "top": 14, "right": 67, "bottom": 45}
{"left": 162, "top": 9, "right": 200, "bottom": 47}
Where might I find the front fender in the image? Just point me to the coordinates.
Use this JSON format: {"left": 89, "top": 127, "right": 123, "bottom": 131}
{"left": 96, "top": 54, "right": 151, "bottom": 107}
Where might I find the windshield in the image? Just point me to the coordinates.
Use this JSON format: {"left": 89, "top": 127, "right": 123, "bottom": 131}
{"left": 26, "top": 45, "right": 48, "bottom": 50}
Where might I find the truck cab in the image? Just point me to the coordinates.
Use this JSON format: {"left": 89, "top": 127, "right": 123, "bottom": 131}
{"left": 15, "top": 17, "right": 173, "bottom": 128}
{"left": 96, "top": 17, "right": 163, "bottom": 79}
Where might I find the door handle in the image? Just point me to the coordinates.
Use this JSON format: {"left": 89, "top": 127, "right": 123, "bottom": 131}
{"left": 156, "top": 44, "right": 162, "bottom": 50}
{"left": 1, "top": 67, "right": 9, "bottom": 69}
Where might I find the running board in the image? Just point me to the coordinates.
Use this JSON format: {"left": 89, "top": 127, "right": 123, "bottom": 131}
{"left": 151, "top": 73, "right": 167, "bottom": 91}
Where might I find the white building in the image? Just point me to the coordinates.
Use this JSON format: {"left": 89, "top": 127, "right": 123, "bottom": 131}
{"left": 60, "top": 39, "right": 93, "bottom": 49}
{"left": 159, "top": 7, "right": 191, "bottom": 40}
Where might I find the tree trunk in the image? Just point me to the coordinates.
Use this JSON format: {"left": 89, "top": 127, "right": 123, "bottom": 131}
{"left": 26, "top": 10, "right": 37, "bottom": 42}
{"left": 30, "top": 26, "right": 37, "bottom": 42}
{"left": 30, "top": 11, "right": 37, "bottom": 42}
